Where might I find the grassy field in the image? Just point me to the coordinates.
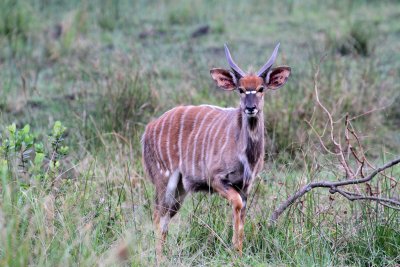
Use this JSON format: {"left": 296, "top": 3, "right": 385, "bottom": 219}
{"left": 1, "top": 0, "right": 400, "bottom": 266}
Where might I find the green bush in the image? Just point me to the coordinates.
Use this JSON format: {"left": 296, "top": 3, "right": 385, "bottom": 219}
{"left": 0, "top": 121, "right": 69, "bottom": 186}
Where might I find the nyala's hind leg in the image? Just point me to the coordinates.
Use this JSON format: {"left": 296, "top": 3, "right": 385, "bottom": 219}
{"left": 154, "top": 171, "right": 186, "bottom": 262}
{"left": 153, "top": 191, "right": 168, "bottom": 263}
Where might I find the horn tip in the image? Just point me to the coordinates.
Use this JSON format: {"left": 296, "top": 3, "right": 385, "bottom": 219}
{"left": 224, "top": 44, "right": 229, "bottom": 53}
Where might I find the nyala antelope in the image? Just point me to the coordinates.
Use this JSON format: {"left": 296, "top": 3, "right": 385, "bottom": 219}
{"left": 142, "top": 43, "right": 291, "bottom": 257}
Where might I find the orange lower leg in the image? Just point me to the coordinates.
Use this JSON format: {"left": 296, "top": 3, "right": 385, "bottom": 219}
{"left": 213, "top": 185, "right": 244, "bottom": 255}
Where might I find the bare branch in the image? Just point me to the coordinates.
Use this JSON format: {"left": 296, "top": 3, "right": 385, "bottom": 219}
{"left": 269, "top": 156, "right": 400, "bottom": 225}
{"left": 332, "top": 187, "right": 400, "bottom": 210}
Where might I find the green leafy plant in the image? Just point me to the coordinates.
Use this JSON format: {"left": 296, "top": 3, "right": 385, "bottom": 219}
{"left": 0, "top": 121, "right": 69, "bottom": 185}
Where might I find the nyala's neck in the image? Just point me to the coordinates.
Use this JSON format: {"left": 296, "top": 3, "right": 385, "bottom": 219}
{"left": 236, "top": 109, "right": 264, "bottom": 167}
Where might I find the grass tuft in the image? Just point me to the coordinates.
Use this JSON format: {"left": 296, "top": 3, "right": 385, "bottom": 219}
{"left": 327, "top": 20, "right": 375, "bottom": 57}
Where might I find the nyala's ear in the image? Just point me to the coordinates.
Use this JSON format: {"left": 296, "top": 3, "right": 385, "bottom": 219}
{"left": 210, "top": 68, "right": 237, "bottom": 91}
{"left": 265, "top": 66, "right": 291, "bottom": 90}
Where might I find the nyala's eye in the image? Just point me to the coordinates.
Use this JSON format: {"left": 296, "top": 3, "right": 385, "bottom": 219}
{"left": 257, "top": 87, "right": 264, "bottom": 93}
{"left": 238, "top": 88, "right": 245, "bottom": 94}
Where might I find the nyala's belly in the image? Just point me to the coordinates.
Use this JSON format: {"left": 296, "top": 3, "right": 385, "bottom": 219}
{"left": 181, "top": 165, "right": 244, "bottom": 193}
{"left": 182, "top": 176, "right": 213, "bottom": 193}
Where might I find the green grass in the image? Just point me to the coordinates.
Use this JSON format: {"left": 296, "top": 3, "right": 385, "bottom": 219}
{"left": 1, "top": 0, "right": 400, "bottom": 266}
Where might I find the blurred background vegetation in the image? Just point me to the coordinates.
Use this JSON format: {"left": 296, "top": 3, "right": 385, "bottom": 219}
{"left": 0, "top": 0, "right": 399, "bottom": 266}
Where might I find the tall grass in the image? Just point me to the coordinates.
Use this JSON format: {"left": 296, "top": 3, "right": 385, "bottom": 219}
{"left": 1, "top": 123, "right": 398, "bottom": 266}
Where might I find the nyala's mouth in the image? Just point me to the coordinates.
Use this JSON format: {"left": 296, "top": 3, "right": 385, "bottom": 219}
{"left": 244, "top": 109, "right": 258, "bottom": 117}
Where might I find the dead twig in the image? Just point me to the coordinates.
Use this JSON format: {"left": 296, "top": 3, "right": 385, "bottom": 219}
{"left": 269, "top": 156, "right": 400, "bottom": 225}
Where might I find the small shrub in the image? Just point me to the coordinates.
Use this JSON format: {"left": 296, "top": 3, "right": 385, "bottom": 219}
{"left": 327, "top": 21, "right": 375, "bottom": 57}
{"left": 0, "top": 121, "right": 69, "bottom": 186}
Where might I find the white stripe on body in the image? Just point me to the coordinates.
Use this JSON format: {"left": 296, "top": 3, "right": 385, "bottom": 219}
{"left": 205, "top": 111, "right": 228, "bottom": 168}
{"left": 218, "top": 114, "right": 235, "bottom": 163}
{"left": 178, "top": 106, "right": 192, "bottom": 169}
{"left": 184, "top": 110, "right": 204, "bottom": 177}
{"left": 206, "top": 111, "right": 231, "bottom": 168}
{"left": 200, "top": 111, "right": 223, "bottom": 178}
{"left": 152, "top": 116, "right": 166, "bottom": 174}
{"left": 165, "top": 109, "right": 176, "bottom": 172}
{"left": 157, "top": 112, "right": 170, "bottom": 176}
{"left": 191, "top": 108, "right": 214, "bottom": 177}
{"left": 152, "top": 110, "right": 173, "bottom": 175}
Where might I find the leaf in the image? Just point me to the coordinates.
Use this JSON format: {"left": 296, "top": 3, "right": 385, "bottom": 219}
{"left": 34, "top": 152, "right": 45, "bottom": 165}
{"left": 7, "top": 123, "right": 16, "bottom": 135}
{"left": 59, "top": 146, "right": 69, "bottom": 155}
{"left": 35, "top": 143, "right": 44, "bottom": 153}
{"left": 22, "top": 124, "right": 30, "bottom": 135}
{"left": 52, "top": 121, "right": 67, "bottom": 138}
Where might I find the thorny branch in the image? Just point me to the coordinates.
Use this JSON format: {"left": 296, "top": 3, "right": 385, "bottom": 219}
{"left": 269, "top": 60, "right": 400, "bottom": 226}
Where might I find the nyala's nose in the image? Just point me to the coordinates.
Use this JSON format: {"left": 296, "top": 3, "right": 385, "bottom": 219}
{"left": 246, "top": 106, "right": 256, "bottom": 113}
